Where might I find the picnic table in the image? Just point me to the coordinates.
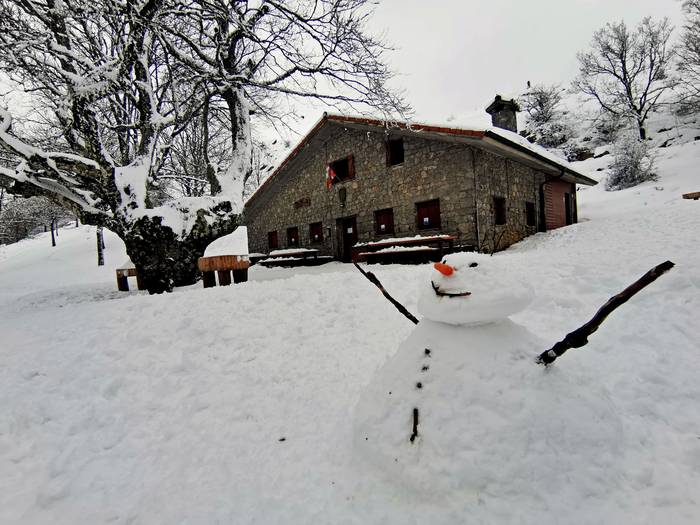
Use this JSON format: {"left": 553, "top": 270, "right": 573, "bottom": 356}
{"left": 354, "top": 234, "right": 457, "bottom": 264}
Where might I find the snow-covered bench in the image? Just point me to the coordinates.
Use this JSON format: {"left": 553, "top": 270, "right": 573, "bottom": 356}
{"left": 116, "top": 261, "right": 145, "bottom": 291}
{"left": 259, "top": 248, "right": 331, "bottom": 267}
{"left": 197, "top": 255, "right": 250, "bottom": 287}
{"left": 198, "top": 227, "right": 250, "bottom": 288}
{"left": 354, "top": 234, "right": 457, "bottom": 264}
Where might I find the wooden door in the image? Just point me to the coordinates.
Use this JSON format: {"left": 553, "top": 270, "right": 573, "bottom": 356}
{"left": 564, "top": 193, "right": 574, "bottom": 225}
{"left": 336, "top": 216, "right": 357, "bottom": 262}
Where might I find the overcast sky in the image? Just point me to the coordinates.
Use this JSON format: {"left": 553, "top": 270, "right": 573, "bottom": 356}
{"left": 1, "top": 1, "right": 686, "bottom": 141}
{"left": 360, "top": 0, "right": 684, "bottom": 122}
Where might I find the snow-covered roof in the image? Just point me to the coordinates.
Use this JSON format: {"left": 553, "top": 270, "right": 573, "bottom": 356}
{"left": 245, "top": 113, "right": 597, "bottom": 206}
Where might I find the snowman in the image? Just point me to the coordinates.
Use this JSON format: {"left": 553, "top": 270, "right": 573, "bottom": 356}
{"left": 353, "top": 252, "right": 624, "bottom": 500}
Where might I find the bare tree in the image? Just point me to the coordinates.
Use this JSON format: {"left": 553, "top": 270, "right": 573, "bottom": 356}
{"left": 574, "top": 18, "right": 675, "bottom": 139}
{"left": 677, "top": 1, "right": 700, "bottom": 112}
{"left": 522, "top": 84, "right": 565, "bottom": 125}
{"left": 520, "top": 83, "right": 571, "bottom": 148}
{"left": 0, "top": 195, "right": 72, "bottom": 245}
{"left": 0, "top": 0, "right": 408, "bottom": 293}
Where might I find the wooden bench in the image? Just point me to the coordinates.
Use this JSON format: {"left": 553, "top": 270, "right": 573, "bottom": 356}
{"left": 354, "top": 235, "right": 457, "bottom": 264}
{"left": 682, "top": 191, "right": 700, "bottom": 200}
{"left": 259, "top": 248, "right": 326, "bottom": 268}
{"left": 198, "top": 255, "right": 250, "bottom": 288}
{"left": 248, "top": 253, "right": 268, "bottom": 265}
{"left": 116, "top": 266, "right": 145, "bottom": 291}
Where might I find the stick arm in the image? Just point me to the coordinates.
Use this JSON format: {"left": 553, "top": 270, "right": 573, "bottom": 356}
{"left": 536, "top": 260, "right": 675, "bottom": 366}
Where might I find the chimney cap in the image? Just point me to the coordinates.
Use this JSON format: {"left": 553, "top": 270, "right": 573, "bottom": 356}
{"left": 485, "top": 95, "right": 520, "bottom": 115}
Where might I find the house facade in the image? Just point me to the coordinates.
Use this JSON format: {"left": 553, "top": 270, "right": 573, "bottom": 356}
{"left": 243, "top": 101, "right": 596, "bottom": 261}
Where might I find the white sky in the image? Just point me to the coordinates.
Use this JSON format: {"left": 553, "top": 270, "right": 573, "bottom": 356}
{"left": 363, "top": 0, "right": 684, "bottom": 122}
{"left": 1, "top": 1, "right": 685, "bottom": 143}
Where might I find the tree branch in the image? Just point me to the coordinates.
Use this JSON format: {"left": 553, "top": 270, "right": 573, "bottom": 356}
{"left": 536, "top": 260, "right": 675, "bottom": 366}
{"left": 353, "top": 262, "right": 419, "bottom": 324}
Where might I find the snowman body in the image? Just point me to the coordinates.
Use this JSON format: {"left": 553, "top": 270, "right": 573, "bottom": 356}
{"left": 354, "top": 253, "right": 623, "bottom": 499}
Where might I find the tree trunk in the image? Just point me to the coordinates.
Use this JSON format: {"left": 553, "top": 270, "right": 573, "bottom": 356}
{"left": 638, "top": 122, "right": 647, "bottom": 140}
{"left": 122, "top": 210, "right": 239, "bottom": 294}
{"left": 97, "top": 226, "right": 105, "bottom": 266}
{"left": 50, "top": 220, "right": 56, "bottom": 247}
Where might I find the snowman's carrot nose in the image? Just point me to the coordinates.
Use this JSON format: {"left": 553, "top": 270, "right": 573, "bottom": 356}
{"left": 434, "top": 262, "right": 454, "bottom": 276}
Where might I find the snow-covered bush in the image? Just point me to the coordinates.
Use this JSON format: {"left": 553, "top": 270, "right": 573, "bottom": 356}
{"left": 563, "top": 143, "right": 595, "bottom": 162}
{"left": 606, "top": 134, "right": 657, "bottom": 190}
{"left": 521, "top": 84, "right": 572, "bottom": 148}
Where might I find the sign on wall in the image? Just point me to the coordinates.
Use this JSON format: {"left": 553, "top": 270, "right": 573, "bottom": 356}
{"left": 294, "top": 197, "right": 311, "bottom": 209}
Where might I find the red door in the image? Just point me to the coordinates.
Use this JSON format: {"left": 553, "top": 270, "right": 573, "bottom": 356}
{"left": 544, "top": 180, "right": 576, "bottom": 230}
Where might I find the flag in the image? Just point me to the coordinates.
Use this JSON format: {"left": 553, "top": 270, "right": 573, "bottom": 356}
{"left": 325, "top": 163, "right": 337, "bottom": 189}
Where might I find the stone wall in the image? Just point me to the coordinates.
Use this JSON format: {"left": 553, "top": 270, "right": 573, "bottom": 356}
{"left": 244, "top": 122, "right": 557, "bottom": 257}
{"left": 472, "top": 148, "right": 547, "bottom": 253}
{"left": 244, "top": 123, "right": 478, "bottom": 256}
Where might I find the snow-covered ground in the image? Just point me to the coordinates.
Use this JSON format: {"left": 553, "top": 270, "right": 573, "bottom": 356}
{"left": 1, "top": 131, "right": 699, "bottom": 523}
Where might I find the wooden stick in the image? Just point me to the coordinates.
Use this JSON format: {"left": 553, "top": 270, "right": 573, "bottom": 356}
{"left": 410, "top": 407, "right": 419, "bottom": 443}
{"left": 536, "top": 260, "right": 675, "bottom": 366}
{"left": 353, "top": 262, "right": 419, "bottom": 324}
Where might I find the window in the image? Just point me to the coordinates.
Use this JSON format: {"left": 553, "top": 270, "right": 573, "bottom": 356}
{"left": 525, "top": 201, "right": 536, "bottom": 227}
{"left": 374, "top": 208, "right": 395, "bottom": 235}
{"left": 268, "top": 231, "right": 279, "bottom": 251}
{"left": 386, "top": 138, "right": 404, "bottom": 166}
{"left": 494, "top": 197, "right": 507, "bottom": 225}
{"left": 328, "top": 155, "right": 355, "bottom": 185}
{"left": 416, "top": 199, "right": 441, "bottom": 230}
{"left": 309, "top": 222, "right": 324, "bottom": 243}
{"left": 286, "top": 226, "right": 299, "bottom": 248}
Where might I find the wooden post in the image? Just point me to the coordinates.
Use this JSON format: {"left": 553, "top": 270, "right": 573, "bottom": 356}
{"left": 218, "top": 270, "right": 232, "bottom": 286}
{"left": 202, "top": 271, "right": 216, "bottom": 288}
{"left": 116, "top": 271, "right": 129, "bottom": 292}
{"left": 233, "top": 268, "right": 248, "bottom": 284}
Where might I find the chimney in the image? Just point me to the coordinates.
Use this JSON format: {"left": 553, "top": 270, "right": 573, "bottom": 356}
{"left": 485, "top": 95, "right": 519, "bottom": 133}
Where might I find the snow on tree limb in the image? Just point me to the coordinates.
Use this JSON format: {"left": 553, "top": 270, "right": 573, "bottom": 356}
{"left": 0, "top": 0, "right": 408, "bottom": 292}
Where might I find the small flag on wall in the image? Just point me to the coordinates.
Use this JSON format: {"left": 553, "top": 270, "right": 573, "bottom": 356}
{"left": 325, "top": 163, "right": 337, "bottom": 189}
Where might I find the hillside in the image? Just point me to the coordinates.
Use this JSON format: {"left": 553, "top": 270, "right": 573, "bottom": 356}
{"left": 1, "top": 114, "right": 699, "bottom": 523}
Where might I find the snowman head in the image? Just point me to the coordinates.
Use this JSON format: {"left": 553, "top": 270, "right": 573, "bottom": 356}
{"left": 417, "top": 252, "right": 533, "bottom": 326}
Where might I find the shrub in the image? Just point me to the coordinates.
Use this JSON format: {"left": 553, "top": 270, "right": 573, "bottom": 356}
{"left": 606, "top": 135, "right": 657, "bottom": 190}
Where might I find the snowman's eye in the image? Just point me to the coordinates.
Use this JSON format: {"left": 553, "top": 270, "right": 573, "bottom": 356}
{"left": 469, "top": 262, "right": 478, "bottom": 268}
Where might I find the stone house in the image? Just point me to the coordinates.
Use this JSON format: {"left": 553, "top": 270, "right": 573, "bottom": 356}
{"left": 243, "top": 97, "right": 596, "bottom": 261}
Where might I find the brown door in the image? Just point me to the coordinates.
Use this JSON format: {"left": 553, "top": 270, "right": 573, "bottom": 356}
{"left": 336, "top": 216, "right": 358, "bottom": 262}
{"left": 543, "top": 180, "right": 576, "bottom": 231}
{"left": 564, "top": 193, "right": 574, "bottom": 225}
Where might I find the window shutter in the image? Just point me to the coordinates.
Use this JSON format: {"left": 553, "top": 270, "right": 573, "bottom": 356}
{"left": 348, "top": 154, "right": 355, "bottom": 179}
